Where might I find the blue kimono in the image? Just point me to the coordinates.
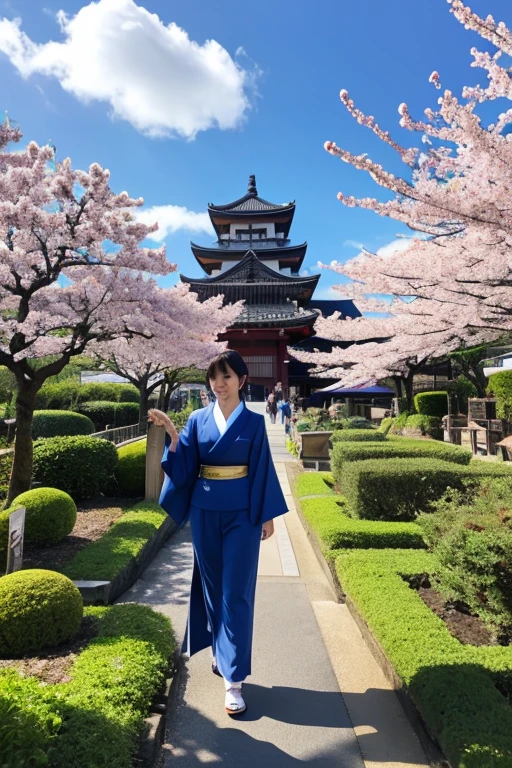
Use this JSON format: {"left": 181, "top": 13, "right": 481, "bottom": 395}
{"left": 159, "top": 400, "right": 288, "bottom": 683}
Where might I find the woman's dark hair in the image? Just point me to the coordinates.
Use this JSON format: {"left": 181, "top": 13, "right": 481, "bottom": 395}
{"left": 206, "top": 350, "right": 249, "bottom": 400}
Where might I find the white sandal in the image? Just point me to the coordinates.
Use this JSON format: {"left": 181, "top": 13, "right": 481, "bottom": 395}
{"left": 225, "top": 685, "right": 246, "bottom": 715}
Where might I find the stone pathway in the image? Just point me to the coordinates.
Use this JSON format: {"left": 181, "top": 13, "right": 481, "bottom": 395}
{"left": 117, "top": 403, "right": 432, "bottom": 767}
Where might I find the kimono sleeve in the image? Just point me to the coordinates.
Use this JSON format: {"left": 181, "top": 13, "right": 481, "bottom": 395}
{"left": 159, "top": 413, "right": 200, "bottom": 526}
{"left": 248, "top": 417, "right": 288, "bottom": 527}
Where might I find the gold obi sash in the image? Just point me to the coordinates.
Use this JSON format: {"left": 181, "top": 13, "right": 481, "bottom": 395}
{"left": 199, "top": 465, "right": 248, "bottom": 480}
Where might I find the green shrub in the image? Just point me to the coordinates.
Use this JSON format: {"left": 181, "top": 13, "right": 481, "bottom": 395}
{"left": 301, "top": 496, "right": 425, "bottom": 551}
{"left": 418, "top": 479, "right": 512, "bottom": 634}
{"left": 33, "top": 436, "right": 118, "bottom": 500}
{"left": 117, "top": 384, "right": 140, "bottom": 403}
{"left": 339, "top": 416, "right": 375, "bottom": 430}
{"left": 116, "top": 439, "right": 146, "bottom": 496}
{"left": 331, "top": 429, "right": 386, "bottom": 443}
{"left": 77, "top": 401, "right": 139, "bottom": 430}
{"left": 0, "top": 669, "right": 62, "bottom": 767}
{"left": 339, "top": 457, "right": 512, "bottom": 522}
{"left": 32, "top": 409, "right": 95, "bottom": 439}
{"left": 377, "top": 416, "right": 395, "bottom": 434}
{"left": 62, "top": 501, "right": 167, "bottom": 581}
{"left": 404, "top": 413, "right": 443, "bottom": 439}
{"left": 487, "top": 371, "right": 512, "bottom": 421}
{"left": 169, "top": 404, "right": 194, "bottom": 432}
{"left": 0, "top": 603, "right": 175, "bottom": 768}
{"left": 389, "top": 411, "right": 410, "bottom": 432}
{"left": 454, "top": 375, "right": 478, "bottom": 413}
{"left": 35, "top": 379, "right": 81, "bottom": 410}
{"left": 0, "top": 367, "right": 16, "bottom": 404}
{"left": 8, "top": 487, "right": 77, "bottom": 545}
{"left": 331, "top": 439, "right": 471, "bottom": 484}
{"left": 286, "top": 437, "right": 299, "bottom": 457}
{"left": 0, "top": 569, "right": 83, "bottom": 657}
{"left": 336, "top": 549, "right": 512, "bottom": 768}
{"left": 295, "top": 471, "right": 334, "bottom": 498}
{"left": 0, "top": 450, "right": 12, "bottom": 503}
{"left": 79, "top": 382, "right": 123, "bottom": 404}
{"left": 414, "top": 391, "right": 448, "bottom": 418}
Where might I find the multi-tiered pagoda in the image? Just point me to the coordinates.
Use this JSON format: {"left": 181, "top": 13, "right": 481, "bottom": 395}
{"left": 180, "top": 176, "right": 359, "bottom": 397}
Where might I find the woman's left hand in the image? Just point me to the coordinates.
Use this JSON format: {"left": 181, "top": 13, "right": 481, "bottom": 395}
{"left": 261, "top": 520, "right": 274, "bottom": 541}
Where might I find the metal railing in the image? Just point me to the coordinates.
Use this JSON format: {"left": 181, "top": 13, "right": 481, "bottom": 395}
{"left": 91, "top": 422, "right": 147, "bottom": 445}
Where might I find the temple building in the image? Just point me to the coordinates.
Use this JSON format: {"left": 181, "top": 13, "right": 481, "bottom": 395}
{"left": 180, "top": 176, "right": 360, "bottom": 398}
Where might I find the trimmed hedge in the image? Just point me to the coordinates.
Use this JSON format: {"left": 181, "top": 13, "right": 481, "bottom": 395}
{"left": 335, "top": 549, "right": 512, "bottom": 768}
{"left": 32, "top": 409, "right": 95, "bottom": 439}
{"left": 62, "top": 501, "right": 167, "bottom": 581}
{"left": 331, "top": 439, "right": 471, "bottom": 483}
{"left": 339, "top": 457, "right": 512, "bottom": 521}
{"left": 116, "top": 439, "right": 146, "bottom": 496}
{"left": 0, "top": 602, "right": 174, "bottom": 768}
{"left": 0, "top": 569, "right": 83, "bottom": 657}
{"left": 8, "top": 487, "right": 77, "bottom": 545}
{"left": 78, "top": 401, "right": 139, "bottom": 430}
{"left": 295, "top": 471, "right": 334, "bottom": 498}
{"left": 33, "top": 436, "right": 118, "bottom": 500}
{"left": 35, "top": 379, "right": 80, "bottom": 410}
{"left": 414, "top": 391, "right": 448, "bottom": 418}
{"left": 331, "top": 429, "right": 387, "bottom": 444}
{"left": 35, "top": 380, "right": 140, "bottom": 410}
{"left": 301, "top": 496, "right": 425, "bottom": 551}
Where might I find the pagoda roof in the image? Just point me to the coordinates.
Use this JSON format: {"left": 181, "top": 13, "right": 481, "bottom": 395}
{"left": 306, "top": 299, "right": 362, "bottom": 320}
{"left": 181, "top": 250, "right": 320, "bottom": 306}
{"left": 190, "top": 241, "right": 307, "bottom": 275}
{"left": 208, "top": 175, "right": 295, "bottom": 238}
{"left": 233, "top": 303, "right": 318, "bottom": 329}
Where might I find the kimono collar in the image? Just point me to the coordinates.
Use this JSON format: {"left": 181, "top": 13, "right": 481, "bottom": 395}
{"left": 213, "top": 399, "right": 244, "bottom": 436}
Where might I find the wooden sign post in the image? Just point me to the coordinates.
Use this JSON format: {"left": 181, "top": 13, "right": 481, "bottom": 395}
{"left": 6, "top": 507, "right": 25, "bottom": 574}
{"left": 145, "top": 424, "right": 165, "bottom": 502}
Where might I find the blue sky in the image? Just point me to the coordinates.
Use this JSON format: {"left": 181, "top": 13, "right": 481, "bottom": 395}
{"left": 0, "top": 0, "right": 509, "bottom": 298}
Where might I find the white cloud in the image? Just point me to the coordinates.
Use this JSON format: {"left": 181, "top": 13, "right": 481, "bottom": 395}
{"left": 343, "top": 239, "right": 364, "bottom": 249}
{"left": 376, "top": 238, "right": 413, "bottom": 259}
{"left": 0, "top": 0, "right": 255, "bottom": 138}
{"left": 135, "top": 204, "right": 214, "bottom": 241}
{"left": 313, "top": 285, "right": 344, "bottom": 300}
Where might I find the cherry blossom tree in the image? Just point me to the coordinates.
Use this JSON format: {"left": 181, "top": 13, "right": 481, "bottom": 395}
{"left": 0, "top": 121, "right": 176, "bottom": 504}
{"left": 93, "top": 285, "right": 243, "bottom": 426}
{"left": 292, "top": 1, "right": 512, "bottom": 398}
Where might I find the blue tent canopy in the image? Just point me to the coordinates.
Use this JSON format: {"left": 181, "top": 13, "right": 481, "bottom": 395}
{"left": 312, "top": 381, "right": 394, "bottom": 398}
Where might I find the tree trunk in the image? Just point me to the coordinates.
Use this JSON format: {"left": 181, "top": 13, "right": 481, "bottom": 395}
{"left": 466, "top": 363, "right": 488, "bottom": 398}
{"left": 404, "top": 373, "right": 415, "bottom": 412}
{"left": 138, "top": 377, "right": 149, "bottom": 430}
{"left": 7, "top": 377, "right": 38, "bottom": 505}
{"left": 391, "top": 376, "right": 403, "bottom": 397}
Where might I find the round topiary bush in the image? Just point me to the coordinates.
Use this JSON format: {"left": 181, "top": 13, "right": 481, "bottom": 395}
{"left": 8, "top": 487, "right": 77, "bottom": 545}
{"left": 0, "top": 569, "right": 83, "bottom": 657}
{"left": 33, "top": 436, "right": 118, "bottom": 500}
{"left": 116, "top": 439, "right": 146, "bottom": 496}
{"left": 32, "top": 410, "right": 95, "bottom": 439}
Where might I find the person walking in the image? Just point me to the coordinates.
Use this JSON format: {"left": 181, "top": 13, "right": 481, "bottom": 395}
{"left": 281, "top": 398, "right": 292, "bottom": 434}
{"left": 148, "top": 350, "right": 288, "bottom": 716}
{"left": 267, "top": 391, "right": 277, "bottom": 424}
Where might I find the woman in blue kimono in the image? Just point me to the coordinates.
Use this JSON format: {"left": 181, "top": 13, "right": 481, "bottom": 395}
{"left": 148, "top": 351, "right": 288, "bottom": 716}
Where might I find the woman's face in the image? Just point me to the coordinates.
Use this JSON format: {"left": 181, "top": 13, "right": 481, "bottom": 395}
{"left": 209, "top": 363, "right": 246, "bottom": 402}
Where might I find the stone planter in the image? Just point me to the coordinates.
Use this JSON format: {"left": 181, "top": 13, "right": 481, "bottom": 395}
{"left": 300, "top": 430, "right": 333, "bottom": 471}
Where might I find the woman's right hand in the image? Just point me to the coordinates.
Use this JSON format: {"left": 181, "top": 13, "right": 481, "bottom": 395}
{"left": 147, "top": 409, "right": 179, "bottom": 444}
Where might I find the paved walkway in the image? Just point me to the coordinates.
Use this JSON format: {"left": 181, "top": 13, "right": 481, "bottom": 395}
{"left": 118, "top": 404, "right": 431, "bottom": 767}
